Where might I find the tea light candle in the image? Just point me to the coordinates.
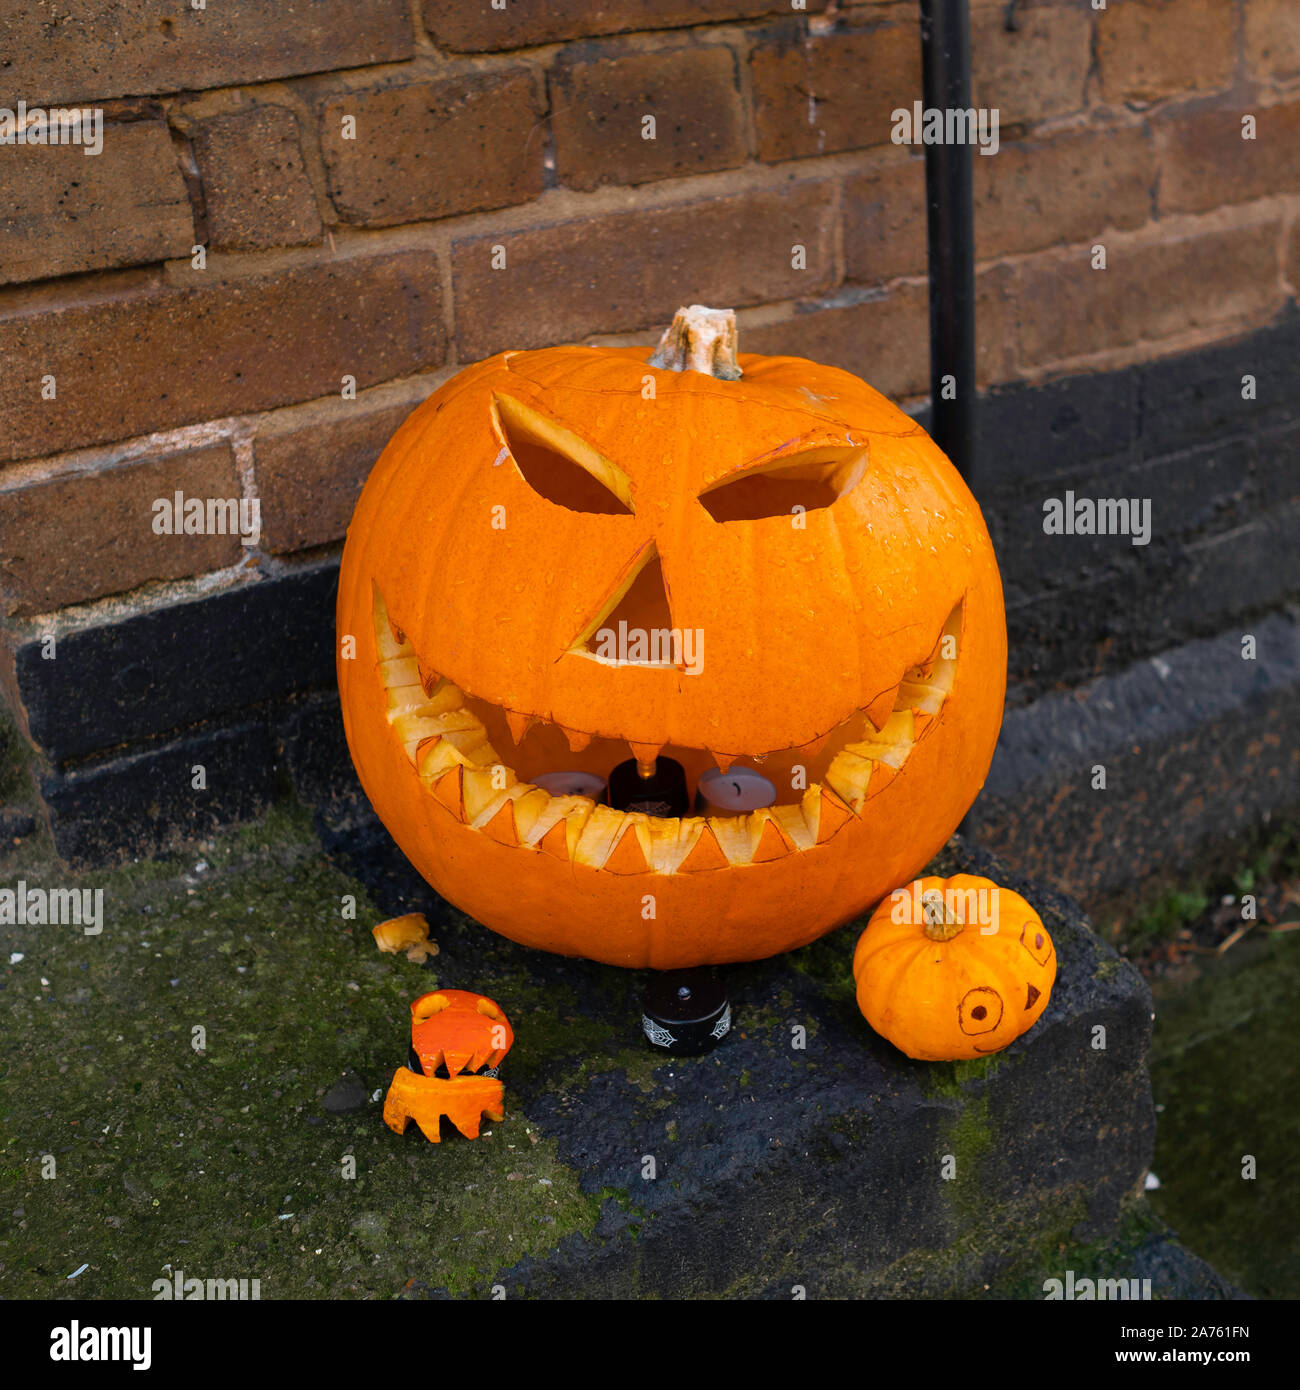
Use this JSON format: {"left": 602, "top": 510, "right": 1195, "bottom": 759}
{"left": 695, "top": 767, "right": 777, "bottom": 817}
{"left": 532, "top": 771, "right": 607, "bottom": 802}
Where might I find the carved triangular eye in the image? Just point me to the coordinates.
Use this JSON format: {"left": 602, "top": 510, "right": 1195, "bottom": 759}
{"left": 698, "top": 445, "right": 867, "bottom": 522}
{"left": 494, "top": 395, "right": 634, "bottom": 515}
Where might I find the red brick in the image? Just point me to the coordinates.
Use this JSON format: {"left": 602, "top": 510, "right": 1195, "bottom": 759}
{"left": 0, "top": 443, "right": 241, "bottom": 616}
{"left": 0, "top": 250, "right": 445, "bottom": 464}
{"left": 744, "top": 287, "right": 931, "bottom": 399}
{"left": 1288, "top": 218, "right": 1300, "bottom": 286}
{"left": 743, "top": 264, "right": 1016, "bottom": 401}
{"left": 974, "top": 125, "right": 1155, "bottom": 260}
{"left": 1097, "top": 0, "right": 1236, "bottom": 105}
{"left": 750, "top": 23, "right": 921, "bottom": 162}
{"left": 192, "top": 106, "right": 323, "bottom": 252}
{"left": 1156, "top": 101, "right": 1300, "bottom": 215}
{"left": 320, "top": 71, "right": 544, "bottom": 228}
{"left": 551, "top": 46, "right": 746, "bottom": 192}
{"left": 424, "top": 0, "right": 820, "bottom": 52}
{"left": 1245, "top": 0, "right": 1300, "bottom": 81}
{"left": 451, "top": 182, "right": 837, "bottom": 362}
{"left": 1, "top": 1, "right": 413, "bottom": 105}
{"left": 254, "top": 386, "right": 433, "bottom": 553}
{"left": 1014, "top": 219, "right": 1283, "bottom": 368}
{"left": 971, "top": 0, "right": 1091, "bottom": 127}
{"left": 0, "top": 120, "right": 193, "bottom": 287}
{"left": 842, "top": 156, "right": 927, "bottom": 285}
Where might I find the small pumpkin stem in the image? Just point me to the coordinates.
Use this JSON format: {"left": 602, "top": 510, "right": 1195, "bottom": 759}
{"left": 921, "top": 889, "right": 965, "bottom": 942}
{"left": 647, "top": 305, "right": 743, "bottom": 380}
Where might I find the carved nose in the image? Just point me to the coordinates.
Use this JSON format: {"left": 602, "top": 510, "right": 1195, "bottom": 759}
{"left": 579, "top": 545, "right": 677, "bottom": 666}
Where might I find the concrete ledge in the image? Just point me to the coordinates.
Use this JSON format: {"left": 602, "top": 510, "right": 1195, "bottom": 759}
{"left": 328, "top": 827, "right": 1161, "bottom": 1298}
{"left": 969, "top": 608, "right": 1300, "bottom": 904}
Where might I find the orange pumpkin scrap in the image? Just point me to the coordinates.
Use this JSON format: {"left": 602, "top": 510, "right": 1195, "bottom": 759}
{"left": 852, "top": 874, "right": 1056, "bottom": 1061}
{"left": 382, "top": 1067, "right": 504, "bottom": 1143}
{"left": 371, "top": 911, "right": 437, "bottom": 963}
{"left": 338, "top": 304, "right": 1006, "bottom": 968}
{"left": 409, "top": 989, "right": 514, "bottom": 1078}
{"left": 382, "top": 989, "right": 514, "bottom": 1143}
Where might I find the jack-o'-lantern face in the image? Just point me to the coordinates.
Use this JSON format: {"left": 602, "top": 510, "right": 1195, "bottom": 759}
{"left": 852, "top": 875, "right": 1057, "bottom": 1061}
{"left": 338, "top": 307, "right": 1007, "bottom": 968}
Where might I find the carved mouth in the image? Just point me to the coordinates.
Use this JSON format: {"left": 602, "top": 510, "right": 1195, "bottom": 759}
{"left": 372, "top": 587, "right": 962, "bottom": 874}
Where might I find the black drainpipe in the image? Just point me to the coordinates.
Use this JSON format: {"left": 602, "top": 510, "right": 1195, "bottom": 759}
{"left": 919, "top": 0, "right": 977, "bottom": 487}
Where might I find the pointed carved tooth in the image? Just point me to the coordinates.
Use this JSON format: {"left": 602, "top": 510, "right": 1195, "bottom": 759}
{"left": 708, "top": 816, "right": 752, "bottom": 865}
{"left": 528, "top": 796, "right": 595, "bottom": 858}
{"left": 431, "top": 765, "right": 465, "bottom": 821}
{"left": 464, "top": 765, "right": 516, "bottom": 822}
{"left": 379, "top": 656, "right": 421, "bottom": 688}
{"left": 771, "top": 802, "right": 816, "bottom": 852}
{"left": 678, "top": 822, "right": 730, "bottom": 873}
{"left": 749, "top": 811, "right": 795, "bottom": 864}
{"left": 643, "top": 816, "right": 685, "bottom": 872}
{"left": 895, "top": 681, "right": 945, "bottom": 717}
{"left": 482, "top": 797, "right": 521, "bottom": 847}
{"left": 824, "top": 751, "right": 874, "bottom": 814}
{"left": 861, "top": 686, "right": 899, "bottom": 732}
{"left": 628, "top": 741, "right": 664, "bottom": 770}
{"left": 387, "top": 683, "right": 435, "bottom": 716}
{"left": 572, "top": 805, "right": 627, "bottom": 870}
{"left": 653, "top": 817, "right": 696, "bottom": 873}
{"left": 509, "top": 787, "right": 552, "bottom": 840}
{"left": 372, "top": 589, "right": 412, "bottom": 660}
{"left": 505, "top": 710, "right": 535, "bottom": 745}
{"left": 808, "top": 785, "right": 855, "bottom": 842}
{"left": 561, "top": 726, "right": 593, "bottom": 753}
{"left": 392, "top": 708, "right": 481, "bottom": 754}
{"left": 539, "top": 818, "right": 571, "bottom": 861}
{"left": 708, "top": 749, "right": 742, "bottom": 774}
{"left": 603, "top": 816, "right": 653, "bottom": 875}
{"left": 910, "top": 710, "right": 935, "bottom": 741}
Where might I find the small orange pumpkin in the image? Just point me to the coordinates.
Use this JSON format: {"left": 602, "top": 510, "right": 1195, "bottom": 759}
{"left": 338, "top": 305, "right": 1006, "bottom": 968}
{"left": 852, "top": 875, "right": 1056, "bottom": 1061}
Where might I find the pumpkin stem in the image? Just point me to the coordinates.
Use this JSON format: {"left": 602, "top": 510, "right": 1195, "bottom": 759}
{"left": 920, "top": 889, "right": 965, "bottom": 942}
{"left": 647, "top": 305, "right": 743, "bottom": 380}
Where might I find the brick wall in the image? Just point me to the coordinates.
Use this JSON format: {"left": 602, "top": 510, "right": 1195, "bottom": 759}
{"left": 1, "top": 0, "right": 1298, "bottom": 861}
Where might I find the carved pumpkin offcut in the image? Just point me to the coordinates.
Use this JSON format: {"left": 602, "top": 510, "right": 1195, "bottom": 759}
{"left": 337, "top": 306, "right": 1007, "bottom": 968}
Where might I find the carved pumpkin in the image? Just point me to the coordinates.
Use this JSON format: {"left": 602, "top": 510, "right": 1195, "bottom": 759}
{"left": 852, "top": 875, "right": 1056, "bottom": 1061}
{"left": 337, "top": 306, "right": 1006, "bottom": 968}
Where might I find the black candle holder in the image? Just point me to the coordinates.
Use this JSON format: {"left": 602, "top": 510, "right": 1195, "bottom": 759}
{"left": 607, "top": 755, "right": 690, "bottom": 818}
{"left": 642, "top": 969, "right": 731, "bottom": 1056}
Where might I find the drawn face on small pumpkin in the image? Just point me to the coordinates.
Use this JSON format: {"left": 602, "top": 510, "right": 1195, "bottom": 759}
{"left": 409, "top": 990, "right": 514, "bottom": 1078}
{"left": 338, "top": 309, "right": 1007, "bottom": 969}
{"left": 852, "top": 875, "right": 1057, "bottom": 1061}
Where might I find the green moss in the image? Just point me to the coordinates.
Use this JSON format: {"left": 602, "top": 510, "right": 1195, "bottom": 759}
{"left": 0, "top": 794, "right": 610, "bottom": 1299}
{"left": 1146, "top": 929, "right": 1300, "bottom": 1298}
